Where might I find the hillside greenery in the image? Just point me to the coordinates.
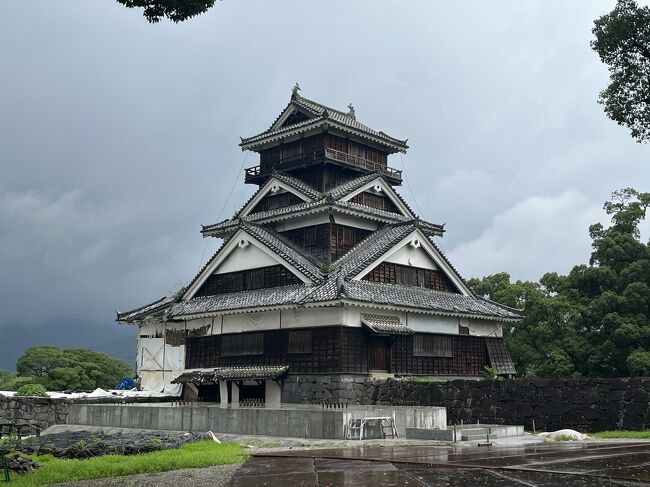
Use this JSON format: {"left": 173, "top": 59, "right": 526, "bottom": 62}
{"left": 469, "top": 188, "right": 650, "bottom": 378}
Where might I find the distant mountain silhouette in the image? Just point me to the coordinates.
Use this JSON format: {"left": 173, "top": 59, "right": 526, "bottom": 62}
{"left": 0, "top": 318, "right": 136, "bottom": 371}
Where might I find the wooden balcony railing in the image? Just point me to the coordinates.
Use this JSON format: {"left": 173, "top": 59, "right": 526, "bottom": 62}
{"left": 244, "top": 148, "right": 402, "bottom": 183}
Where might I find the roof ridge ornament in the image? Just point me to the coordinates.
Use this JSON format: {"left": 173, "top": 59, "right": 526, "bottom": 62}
{"left": 291, "top": 82, "right": 301, "bottom": 99}
{"left": 347, "top": 103, "right": 356, "bottom": 120}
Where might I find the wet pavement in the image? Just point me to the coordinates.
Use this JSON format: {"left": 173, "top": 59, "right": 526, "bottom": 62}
{"left": 231, "top": 442, "right": 650, "bottom": 486}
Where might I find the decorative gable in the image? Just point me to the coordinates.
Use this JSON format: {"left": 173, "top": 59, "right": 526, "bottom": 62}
{"left": 238, "top": 176, "right": 317, "bottom": 218}
{"left": 183, "top": 229, "right": 313, "bottom": 301}
{"left": 272, "top": 105, "right": 313, "bottom": 131}
{"left": 339, "top": 177, "right": 415, "bottom": 219}
{"left": 353, "top": 229, "right": 470, "bottom": 295}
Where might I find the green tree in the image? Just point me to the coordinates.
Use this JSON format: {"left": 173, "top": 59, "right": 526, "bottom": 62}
{"left": 16, "top": 346, "right": 65, "bottom": 377}
{"left": 469, "top": 188, "right": 650, "bottom": 378}
{"left": 591, "top": 0, "right": 650, "bottom": 142}
{"left": 0, "top": 370, "right": 16, "bottom": 390}
{"left": 15, "top": 347, "right": 133, "bottom": 391}
{"left": 116, "top": 0, "right": 216, "bottom": 23}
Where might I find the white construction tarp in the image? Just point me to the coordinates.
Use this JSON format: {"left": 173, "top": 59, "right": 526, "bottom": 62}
{"left": 280, "top": 307, "right": 341, "bottom": 328}
{"left": 222, "top": 311, "right": 280, "bottom": 333}
{"left": 140, "top": 338, "right": 164, "bottom": 370}
{"left": 407, "top": 313, "right": 459, "bottom": 334}
{"left": 139, "top": 370, "right": 166, "bottom": 393}
{"left": 163, "top": 344, "right": 185, "bottom": 371}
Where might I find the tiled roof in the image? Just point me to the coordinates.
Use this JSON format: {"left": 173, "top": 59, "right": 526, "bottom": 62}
{"left": 172, "top": 365, "right": 289, "bottom": 383}
{"left": 241, "top": 221, "right": 323, "bottom": 281}
{"left": 170, "top": 284, "right": 313, "bottom": 317}
{"left": 201, "top": 201, "right": 435, "bottom": 238}
{"left": 203, "top": 171, "right": 443, "bottom": 238}
{"left": 232, "top": 172, "right": 321, "bottom": 219}
{"left": 272, "top": 171, "right": 321, "bottom": 200}
{"left": 361, "top": 314, "right": 414, "bottom": 335}
{"left": 328, "top": 172, "right": 383, "bottom": 200}
{"left": 169, "top": 280, "right": 522, "bottom": 321}
{"left": 241, "top": 93, "right": 408, "bottom": 153}
{"left": 116, "top": 295, "right": 176, "bottom": 323}
{"left": 333, "top": 221, "right": 418, "bottom": 277}
{"left": 341, "top": 280, "right": 522, "bottom": 321}
{"left": 328, "top": 173, "right": 420, "bottom": 220}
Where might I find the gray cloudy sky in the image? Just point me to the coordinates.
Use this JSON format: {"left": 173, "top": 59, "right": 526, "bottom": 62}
{"left": 1, "top": 0, "right": 648, "bottom": 369}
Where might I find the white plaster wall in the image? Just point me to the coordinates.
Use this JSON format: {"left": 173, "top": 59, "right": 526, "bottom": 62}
{"left": 273, "top": 213, "right": 330, "bottom": 232}
{"left": 384, "top": 244, "right": 439, "bottom": 269}
{"left": 215, "top": 243, "right": 278, "bottom": 274}
{"left": 273, "top": 213, "right": 379, "bottom": 232}
{"left": 330, "top": 214, "right": 379, "bottom": 231}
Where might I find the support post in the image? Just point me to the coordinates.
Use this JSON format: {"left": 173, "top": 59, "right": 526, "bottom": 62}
{"left": 265, "top": 380, "right": 281, "bottom": 408}
{"left": 219, "top": 380, "right": 228, "bottom": 408}
{"left": 231, "top": 381, "right": 240, "bottom": 408}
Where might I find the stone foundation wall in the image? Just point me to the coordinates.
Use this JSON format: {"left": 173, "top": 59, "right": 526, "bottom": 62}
{"left": 0, "top": 397, "right": 70, "bottom": 436}
{"left": 378, "top": 378, "right": 650, "bottom": 432}
{"left": 281, "top": 374, "right": 372, "bottom": 404}
{"left": 0, "top": 396, "right": 172, "bottom": 437}
{"left": 282, "top": 376, "right": 650, "bottom": 432}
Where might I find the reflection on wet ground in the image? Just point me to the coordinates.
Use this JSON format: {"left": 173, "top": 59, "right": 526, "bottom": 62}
{"left": 231, "top": 442, "right": 650, "bottom": 486}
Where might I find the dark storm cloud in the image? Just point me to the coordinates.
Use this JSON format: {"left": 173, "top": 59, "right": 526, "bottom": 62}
{"left": 0, "top": 1, "right": 647, "bottom": 369}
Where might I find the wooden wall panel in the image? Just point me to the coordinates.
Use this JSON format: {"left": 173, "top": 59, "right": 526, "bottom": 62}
{"left": 186, "top": 329, "right": 489, "bottom": 376}
{"left": 195, "top": 265, "right": 301, "bottom": 297}
{"left": 350, "top": 192, "right": 400, "bottom": 214}
{"left": 363, "top": 262, "right": 459, "bottom": 293}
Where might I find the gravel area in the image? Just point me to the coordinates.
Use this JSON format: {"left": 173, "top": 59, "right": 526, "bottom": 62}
{"left": 50, "top": 463, "right": 241, "bottom": 487}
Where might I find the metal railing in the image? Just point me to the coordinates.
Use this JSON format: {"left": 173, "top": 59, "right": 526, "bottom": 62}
{"left": 244, "top": 148, "right": 402, "bottom": 183}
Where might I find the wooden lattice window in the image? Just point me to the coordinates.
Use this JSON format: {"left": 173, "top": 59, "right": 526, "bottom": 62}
{"left": 221, "top": 333, "right": 264, "bottom": 356}
{"left": 185, "top": 335, "right": 221, "bottom": 369}
{"left": 196, "top": 265, "right": 301, "bottom": 297}
{"left": 350, "top": 192, "right": 400, "bottom": 214}
{"left": 363, "top": 262, "right": 459, "bottom": 293}
{"left": 413, "top": 335, "right": 453, "bottom": 357}
{"left": 287, "top": 330, "right": 312, "bottom": 354}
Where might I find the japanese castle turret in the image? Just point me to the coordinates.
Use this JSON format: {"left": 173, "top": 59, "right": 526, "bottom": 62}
{"left": 117, "top": 87, "right": 520, "bottom": 405}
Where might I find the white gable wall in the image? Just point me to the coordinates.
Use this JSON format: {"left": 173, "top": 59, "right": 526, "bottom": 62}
{"left": 384, "top": 244, "right": 439, "bottom": 269}
{"left": 353, "top": 229, "right": 472, "bottom": 296}
{"left": 239, "top": 177, "right": 313, "bottom": 217}
{"left": 216, "top": 243, "right": 279, "bottom": 274}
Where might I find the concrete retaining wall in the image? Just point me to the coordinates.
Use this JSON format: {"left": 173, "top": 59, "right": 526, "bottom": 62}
{"left": 65, "top": 403, "right": 446, "bottom": 439}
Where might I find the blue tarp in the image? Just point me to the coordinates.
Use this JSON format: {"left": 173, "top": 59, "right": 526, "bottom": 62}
{"left": 115, "top": 377, "right": 135, "bottom": 390}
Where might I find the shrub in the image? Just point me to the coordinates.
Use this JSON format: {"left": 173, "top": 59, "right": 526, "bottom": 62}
{"left": 15, "top": 384, "right": 48, "bottom": 397}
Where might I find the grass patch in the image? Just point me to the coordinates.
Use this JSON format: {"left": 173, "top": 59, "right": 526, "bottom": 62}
{"left": 7, "top": 441, "right": 247, "bottom": 487}
{"left": 592, "top": 430, "right": 650, "bottom": 439}
{"left": 409, "top": 377, "right": 447, "bottom": 383}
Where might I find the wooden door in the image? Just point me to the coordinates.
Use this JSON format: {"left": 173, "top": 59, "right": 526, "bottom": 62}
{"left": 369, "top": 337, "right": 390, "bottom": 371}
